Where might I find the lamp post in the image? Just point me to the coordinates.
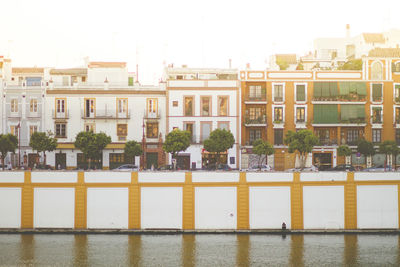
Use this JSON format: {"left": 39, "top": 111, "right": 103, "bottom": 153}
{"left": 17, "top": 120, "right": 21, "bottom": 169}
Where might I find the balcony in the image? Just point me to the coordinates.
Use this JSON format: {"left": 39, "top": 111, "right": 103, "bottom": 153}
{"left": 81, "top": 109, "right": 131, "bottom": 119}
{"left": 317, "top": 139, "right": 338, "bottom": 146}
{"left": 244, "top": 115, "right": 267, "bottom": 126}
{"left": 312, "top": 94, "right": 366, "bottom": 103}
{"left": 144, "top": 110, "right": 161, "bottom": 120}
{"left": 52, "top": 110, "right": 69, "bottom": 120}
{"left": 244, "top": 95, "right": 266, "bottom": 104}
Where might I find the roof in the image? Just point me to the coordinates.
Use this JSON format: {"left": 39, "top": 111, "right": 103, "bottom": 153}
{"left": 50, "top": 68, "right": 87, "bottom": 75}
{"left": 88, "top": 62, "right": 126, "bottom": 68}
{"left": 275, "top": 54, "right": 297, "bottom": 64}
{"left": 368, "top": 48, "right": 400, "bottom": 57}
{"left": 12, "top": 67, "right": 44, "bottom": 74}
{"left": 362, "top": 33, "right": 385, "bottom": 44}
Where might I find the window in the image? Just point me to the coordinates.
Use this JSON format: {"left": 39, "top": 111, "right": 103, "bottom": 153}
{"left": 372, "top": 84, "right": 383, "bottom": 102}
{"left": 172, "top": 101, "right": 178, "bottom": 107}
{"left": 371, "top": 107, "right": 382, "bottom": 124}
{"left": 117, "top": 124, "right": 128, "bottom": 141}
{"left": 184, "top": 122, "right": 195, "bottom": 142}
{"left": 346, "top": 129, "right": 359, "bottom": 145}
{"left": 313, "top": 105, "right": 339, "bottom": 124}
{"left": 11, "top": 99, "right": 18, "bottom": 113}
{"left": 146, "top": 122, "right": 158, "bottom": 138}
{"left": 201, "top": 96, "right": 211, "bottom": 116}
{"left": 62, "top": 76, "right": 69, "bottom": 86}
{"left": 200, "top": 122, "right": 212, "bottom": 142}
{"left": 340, "top": 105, "right": 365, "bottom": 123}
{"left": 371, "top": 61, "right": 383, "bottom": 80}
{"left": 56, "top": 98, "right": 65, "bottom": 113}
{"left": 273, "top": 107, "right": 283, "bottom": 122}
{"left": 85, "top": 99, "right": 95, "bottom": 118}
{"left": 85, "top": 123, "right": 95, "bottom": 132}
{"left": 82, "top": 76, "right": 86, "bottom": 83}
{"left": 10, "top": 125, "right": 19, "bottom": 136}
{"left": 249, "top": 107, "right": 262, "bottom": 120}
{"left": 396, "top": 129, "right": 400, "bottom": 145}
{"left": 218, "top": 122, "right": 229, "bottom": 130}
{"left": 296, "top": 84, "right": 306, "bottom": 102}
{"left": 273, "top": 84, "right": 284, "bottom": 102}
{"left": 55, "top": 123, "right": 66, "bottom": 138}
{"left": 184, "top": 96, "right": 194, "bottom": 116}
{"left": 395, "top": 107, "right": 400, "bottom": 124}
{"left": 394, "top": 62, "right": 400, "bottom": 73}
{"left": 395, "top": 85, "right": 400, "bottom": 102}
{"left": 372, "top": 129, "right": 381, "bottom": 143}
{"left": 249, "top": 129, "right": 261, "bottom": 144}
{"left": 249, "top": 85, "right": 264, "bottom": 99}
{"left": 29, "top": 125, "right": 38, "bottom": 136}
{"left": 147, "top": 98, "right": 158, "bottom": 114}
{"left": 274, "top": 129, "right": 283, "bottom": 145}
{"left": 313, "top": 82, "right": 339, "bottom": 100}
{"left": 30, "top": 99, "right": 38, "bottom": 113}
{"left": 117, "top": 98, "right": 127, "bottom": 114}
{"left": 218, "top": 96, "right": 228, "bottom": 116}
{"left": 296, "top": 107, "right": 306, "bottom": 122}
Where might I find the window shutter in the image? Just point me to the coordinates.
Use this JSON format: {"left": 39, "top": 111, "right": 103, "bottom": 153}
{"left": 296, "top": 85, "right": 305, "bottom": 101}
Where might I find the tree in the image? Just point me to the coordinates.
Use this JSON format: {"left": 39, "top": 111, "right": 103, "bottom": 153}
{"left": 284, "top": 129, "right": 319, "bottom": 170}
{"left": 162, "top": 129, "right": 191, "bottom": 169}
{"left": 124, "top": 140, "right": 143, "bottom": 165}
{"left": 74, "top": 131, "right": 111, "bottom": 169}
{"left": 276, "top": 59, "right": 289, "bottom": 70}
{"left": 203, "top": 129, "right": 235, "bottom": 166}
{"left": 0, "top": 134, "right": 18, "bottom": 170}
{"left": 379, "top": 140, "right": 398, "bottom": 171}
{"left": 338, "top": 59, "right": 362, "bottom": 70}
{"left": 252, "top": 139, "right": 274, "bottom": 169}
{"left": 338, "top": 145, "right": 352, "bottom": 165}
{"left": 29, "top": 131, "right": 58, "bottom": 166}
{"left": 357, "top": 139, "right": 375, "bottom": 168}
{"left": 296, "top": 62, "right": 304, "bottom": 70}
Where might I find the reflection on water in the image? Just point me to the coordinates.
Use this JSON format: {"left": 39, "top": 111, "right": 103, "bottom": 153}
{"left": 0, "top": 234, "right": 400, "bottom": 266}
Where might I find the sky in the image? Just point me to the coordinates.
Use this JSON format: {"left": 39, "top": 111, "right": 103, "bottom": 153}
{"left": 1, "top": 0, "right": 400, "bottom": 84}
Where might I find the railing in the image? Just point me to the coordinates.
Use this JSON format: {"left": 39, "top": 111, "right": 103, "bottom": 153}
{"left": 318, "top": 139, "right": 338, "bottom": 146}
{"left": 81, "top": 109, "right": 131, "bottom": 119}
{"left": 51, "top": 82, "right": 132, "bottom": 89}
{"left": 371, "top": 117, "right": 382, "bottom": 124}
{"left": 273, "top": 97, "right": 283, "bottom": 102}
{"left": 27, "top": 111, "right": 41, "bottom": 118}
{"left": 144, "top": 110, "right": 161, "bottom": 119}
{"left": 244, "top": 115, "right": 266, "bottom": 125}
{"left": 313, "top": 94, "right": 366, "bottom": 102}
{"left": 244, "top": 95, "right": 266, "bottom": 102}
{"left": 339, "top": 118, "right": 366, "bottom": 124}
{"left": 52, "top": 110, "right": 69, "bottom": 119}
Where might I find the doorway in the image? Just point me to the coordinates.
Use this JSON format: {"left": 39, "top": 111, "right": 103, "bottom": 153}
{"left": 146, "top": 152, "right": 158, "bottom": 169}
{"left": 55, "top": 153, "right": 67, "bottom": 170}
{"left": 313, "top": 152, "right": 332, "bottom": 170}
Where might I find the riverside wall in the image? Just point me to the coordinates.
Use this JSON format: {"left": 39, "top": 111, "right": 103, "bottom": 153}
{"left": 0, "top": 171, "right": 399, "bottom": 230}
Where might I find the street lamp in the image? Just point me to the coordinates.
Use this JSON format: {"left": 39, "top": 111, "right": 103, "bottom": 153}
{"left": 17, "top": 120, "right": 21, "bottom": 169}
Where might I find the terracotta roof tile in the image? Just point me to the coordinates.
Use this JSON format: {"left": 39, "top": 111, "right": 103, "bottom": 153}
{"left": 368, "top": 48, "right": 400, "bottom": 57}
{"left": 88, "top": 62, "right": 126, "bottom": 68}
{"left": 12, "top": 67, "right": 44, "bottom": 74}
{"left": 50, "top": 68, "right": 87, "bottom": 75}
{"left": 362, "top": 33, "right": 385, "bottom": 44}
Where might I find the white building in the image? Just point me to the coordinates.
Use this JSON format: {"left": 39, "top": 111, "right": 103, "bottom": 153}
{"left": 165, "top": 67, "right": 240, "bottom": 170}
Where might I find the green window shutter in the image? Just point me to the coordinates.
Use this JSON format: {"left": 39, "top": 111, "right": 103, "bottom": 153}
{"left": 357, "top": 105, "right": 365, "bottom": 118}
{"left": 341, "top": 105, "right": 351, "bottom": 121}
{"left": 341, "top": 105, "right": 365, "bottom": 121}
{"left": 372, "top": 84, "right": 383, "bottom": 98}
{"left": 313, "top": 82, "right": 322, "bottom": 97}
{"left": 339, "top": 82, "right": 350, "bottom": 95}
{"left": 348, "top": 82, "right": 357, "bottom": 94}
{"left": 321, "top": 82, "right": 330, "bottom": 97}
{"left": 356, "top": 82, "right": 367, "bottom": 96}
{"left": 128, "top": 77, "right": 134, "bottom": 86}
{"left": 329, "top": 82, "right": 338, "bottom": 96}
{"left": 296, "top": 85, "right": 305, "bottom": 101}
{"left": 314, "top": 104, "right": 338, "bottom": 123}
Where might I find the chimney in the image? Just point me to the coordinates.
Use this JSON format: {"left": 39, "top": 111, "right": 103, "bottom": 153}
{"left": 346, "top": 24, "right": 350, "bottom": 39}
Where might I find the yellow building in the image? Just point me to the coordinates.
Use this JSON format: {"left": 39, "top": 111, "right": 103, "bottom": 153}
{"left": 240, "top": 48, "right": 400, "bottom": 170}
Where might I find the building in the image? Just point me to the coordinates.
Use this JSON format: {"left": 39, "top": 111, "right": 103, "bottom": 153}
{"left": 240, "top": 48, "right": 400, "bottom": 170}
{"left": 165, "top": 66, "right": 240, "bottom": 170}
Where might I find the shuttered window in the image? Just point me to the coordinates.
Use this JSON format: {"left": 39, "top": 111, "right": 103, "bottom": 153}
{"left": 372, "top": 84, "right": 383, "bottom": 102}
{"left": 313, "top": 105, "right": 338, "bottom": 123}
{"left": 339, "top": 82, "right": 367, "bottom": 96}
{"left": 296, "top": 84, "right": 306, "bottom": 101}
{"left": 313, "top": 82, "right": 338, "bottom": 98}
{"left": 340, "top": 105, "right": 365, "bottom": 121}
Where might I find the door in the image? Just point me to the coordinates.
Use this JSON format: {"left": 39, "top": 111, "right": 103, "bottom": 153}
{"left": 56, "top": 99, "right": 66, "bottom": 118}
{"left": 55, "top": 153, "right": 66, "bottom": 169}
{"left": 313, "top": 153, "right": 332, "bottom": 170}
{"left": 117, "top": 99, "right": 127, "bottom": 118}
{"left": 28, "top": 153, "right": 39, "bottom": 168}
{"left": 146, "top": 153, "right": 158, "bottom": 169}
{"left": 176, "top": 155, "right": 190, "bottom": 170}
{"left": 85, "top": 99, "right": 95, "bottom": 118}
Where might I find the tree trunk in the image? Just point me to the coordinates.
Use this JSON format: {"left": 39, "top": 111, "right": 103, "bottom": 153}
{"left": 88, "top": 158, "right": 91, "bottom": 170}
{"left": 43, "top": 152, "right": 47, "bottom": 167}
{"left": 1, "top": 155, "right": 4, "bottom": 170}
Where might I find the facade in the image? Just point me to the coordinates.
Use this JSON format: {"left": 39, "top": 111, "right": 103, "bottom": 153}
{"left": 241, "top": 48, "right": 400, "bottom": 170}
{"left": 165, "top": 67, "right": 240, "bottom": 170}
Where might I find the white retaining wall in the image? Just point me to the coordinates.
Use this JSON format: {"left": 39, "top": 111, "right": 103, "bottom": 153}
{"left": 0, "top": 188, "right": 21, "bottom": 228}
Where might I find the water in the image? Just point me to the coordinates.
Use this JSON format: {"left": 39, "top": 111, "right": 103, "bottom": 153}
{"left": 0, "top": 234, "right": 399, "bottom": 266}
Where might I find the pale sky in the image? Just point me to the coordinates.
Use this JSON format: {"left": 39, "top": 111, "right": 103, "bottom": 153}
{"left": 1, "top": 0, "right": 399, "bottom": 84}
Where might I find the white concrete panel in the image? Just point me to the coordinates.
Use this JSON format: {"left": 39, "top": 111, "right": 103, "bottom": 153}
{"left": 246, "top": 172, "right": 293, "bottom": 182}
{"left": 31, "top": 172, "right": 78, "bottom": 183}
{"left": 0, "top": 172, "right": 24, "bottom": 183}
{"left": 207, "top": 80, "right": 238, "bottom": 87}
{"left": 34, "top": 188, "right": 75, "bottom": 228}
{"left": 0, "top": 188, "right": 21, "bottom": 228}
{"left": 303, "top": 186, "right": 344, "bottom": 229}
{"left": 249, "top": 187, "right": 291, "bottom": 229}
{"left": 268, "top": 72, "right": 313, "bottom": 78}
{"left": 141, "top": 187, "right": 182, "bottom": 229}
{"left": 138, "top": 172, "right": 185, "bottom": 183}
{"left": 355, "top": 173, "right": 400, "bottom": 181}
{"left": 192, "top": 172, "right": 239, "bottom": 182}
{"left": 87, "top": 188, "right": 128, "bottom": 229}
{"left": 301, "top": 172, "right": 347, "bottom": 182}
{"left": 316, "top": 72, "right": 362, "bottom": 79}
{"left": 195, "top": 187, "right": 236, "bottom": 229}
{"left": 168, "top": 80, "right": 205, "bottom": 87}
{"left": 357, "top": 185, "right": 398, "bottom": 229}
{"left": 85, "top": 172, "right": 131, "bottom": 183}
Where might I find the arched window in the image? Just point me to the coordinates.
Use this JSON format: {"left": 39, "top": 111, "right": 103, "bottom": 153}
{"left": 371, "top": 61, "right": 383, "bottom": 80}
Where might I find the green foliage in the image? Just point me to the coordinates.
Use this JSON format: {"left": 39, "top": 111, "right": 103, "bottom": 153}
{"left": 124, "top": 140, "right": 143, "bottom": 164}
{"left": 276, "top": 59, "right": 289, "bottom": 70}
{"left": 296, "top": 62, "right": 304, "bottom": 70}
{"left": 29, "top": 131, "right": 57, "bottom": 165}
{"left": 357, "top": 139, "right": 375, "bottom": 157}
{"left": 203, "top": 129, "right": 235, "bottom": 164}
{"left": 338, "top": 145, "right": 352, "bottom": 157}
{"left": 252, "top": 139, "right": 274, "bottom": 167}
{"left": 379, "top": 140, "right": 399, "bottom": 170}
{"left": 74, "top": 131, "right": 111, "bottom": 168}
{"left": 0, "top": 134, "right": 18, "bottom": 170}
{"left": 163, "top": 129, "right": 191, "bottom": 159}
{"left": 284, "top": 129, "right": 319, "bottom": 169}
{"left": 338, "top": 59, "right": 363, "bottom": 70}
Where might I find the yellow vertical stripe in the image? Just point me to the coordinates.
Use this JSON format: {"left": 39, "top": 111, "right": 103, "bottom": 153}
{"left": 74, "top": 172, "right": 87, "bottom": 229}
{"left": 129, "top": 172, "right": 141, "bottom": 229}
{"left": 345, "top": 172, "right": 357, "bottom": 229}
{"left": 21, "top": 171, "right": 33, "bottom": 228}
{"left": 182, "top": 172, "right": 195, "bottom": 230}
{"left": 237, "top": 172, "right": 249, "bottom": 229}
{"left": 291, "top": 172, "right": 303, "bottom": 230}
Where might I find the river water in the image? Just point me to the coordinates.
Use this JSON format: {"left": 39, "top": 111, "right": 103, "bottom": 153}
{"left": 0, "top": 234, "right": 399, "bottom": 266}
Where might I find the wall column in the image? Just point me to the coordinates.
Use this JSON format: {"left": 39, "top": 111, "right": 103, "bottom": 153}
{"left": 291, "top": 172, "right": 303, "bottom": 229}
{"left": 237, "top": 172, "right": 249, "bottom": 229}
{"left": 182, "top": 172, "right": 194, "bottom": 230}
{"left": 345, "top": 172, "right": 357, "bottom": 229}
{"left": 74, "top": 172, "right": 86, "bottom": 229}
{"left": 21, "top": 171, "right": 33, "bottom": 228}
{"left": 129, "top": 172, "right": 141, "bottom": 229}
